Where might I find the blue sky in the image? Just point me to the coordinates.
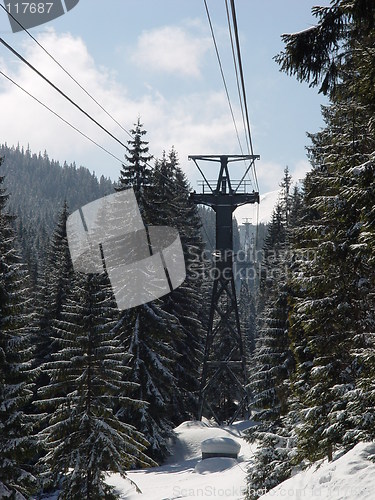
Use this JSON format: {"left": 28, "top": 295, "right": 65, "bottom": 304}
{"left": 0, "top": 0, "right": 328, "bottom": 205}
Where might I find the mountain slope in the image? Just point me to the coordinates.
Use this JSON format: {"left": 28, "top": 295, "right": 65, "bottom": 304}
{"left": 0, "top": 143, "right": 114, "bottom": 279}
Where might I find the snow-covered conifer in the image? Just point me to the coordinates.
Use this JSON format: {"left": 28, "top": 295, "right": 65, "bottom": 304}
{"left": 0, "top": 158, "right": 37, "bottom": 498}
{"left": 38, "top": 272, "right": 152, "bottom": 499}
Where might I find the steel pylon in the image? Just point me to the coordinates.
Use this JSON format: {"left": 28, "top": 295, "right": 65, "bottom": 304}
{"left": 190, "top": 154, "right": 259, "bottom": 423}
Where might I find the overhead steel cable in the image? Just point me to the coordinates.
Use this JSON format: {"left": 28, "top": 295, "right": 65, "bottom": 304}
{"left": 0, "top": 37, "right": 129, "bottom": 150}
{"left": 0, "top": 20, "right": 190, "bottom": 194}
{"left": 224, "top": 0, "right": 250, "bottom": 156}
{"left": 203, "top": 0, "right": 245, "bottom": 156}
{"left": 0, "top": 3, "right": 135, "bottom": 143}
{"left": 224, "top": 0, "right": 255, "bottom": 190}
{"left": 228, "top": 0, "right": 259, "bottom": 193}
{"left": 228, "top": 0, "right": 254, "bottom": 156}
{"left": 0, "top": 69, "right": 124, "bottom": 164}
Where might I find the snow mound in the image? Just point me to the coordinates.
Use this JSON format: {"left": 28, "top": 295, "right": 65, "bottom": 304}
{"left": 259, "top": 442, "right": 375, "bottom": 500}
{"left": 201, "top": 436, "right": 241, "bottom": 455}
{"left": 195, "top": 457, "right": 237, "bottom": 474}
{"left": 170, "top": 419, "right": 252, "bottom": 464}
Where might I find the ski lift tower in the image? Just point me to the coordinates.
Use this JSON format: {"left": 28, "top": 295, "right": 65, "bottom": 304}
{"left": 190, "top": 154, "right": 259, "bottom": 423}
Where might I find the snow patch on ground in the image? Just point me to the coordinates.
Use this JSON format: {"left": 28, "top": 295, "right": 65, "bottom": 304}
{"left": 258, "top": 441, "right": 375, "bottom": 500}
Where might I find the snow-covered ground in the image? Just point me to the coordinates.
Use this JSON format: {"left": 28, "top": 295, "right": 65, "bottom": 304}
{"left": 106, "top": 419, "right": 257, "bottom": 499}
{"left": 42, "top": 421, "right": 375, "bottom": 499}
{"left": 258, "top": 441, "right": 375, "bottom": 500}
{"left": 106, "top": 422, "right": 375, "bottom": 500}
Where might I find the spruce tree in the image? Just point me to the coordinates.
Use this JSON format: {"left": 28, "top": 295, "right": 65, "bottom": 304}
{"left": 152, "top": 149, "right": 205, "bottom": 423}
{"left": 116, "top": 118, "right": 153, "bottom": 219}
{"left": 115, "top": 125, "right": 180, "bottom": 461}
{"left": 34, "top": 202, "right": 73, "bottom": 388}
{"left": 273, "top": 0, "right": 375, "bottom": 464}
{"left": 274, "top": 0, "right": 375, "bottom": 98}
{"left": 37, "top": 272, "right": 151, "bottom": 499}
{"left": 246, "top": 175, "right": 301, "bottom": 499}
{"left": 0, "top": 158, "right": 37, "bottom": 498}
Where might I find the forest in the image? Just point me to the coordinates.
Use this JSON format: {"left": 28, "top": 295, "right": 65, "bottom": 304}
{"left": 1, "top": 0, "right": 375, "bottom": 499}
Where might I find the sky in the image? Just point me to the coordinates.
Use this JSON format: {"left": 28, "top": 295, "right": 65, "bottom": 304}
{"left": 0, "top": 0, "right": 328, "bottom": 221}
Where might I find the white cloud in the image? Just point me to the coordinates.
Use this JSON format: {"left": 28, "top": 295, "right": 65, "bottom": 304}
{"left": 0, "top": 30, "right": 130, "bottom": 165}
{"left": 256, "top": 160, "right": 284, "bottom": 192}
{"left": 130, "top": 26, "right": 211, "bottom": 78}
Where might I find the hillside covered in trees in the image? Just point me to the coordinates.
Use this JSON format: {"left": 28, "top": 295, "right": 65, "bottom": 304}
{"left": 0, "top": 143, "right": 114, "bottom": 281}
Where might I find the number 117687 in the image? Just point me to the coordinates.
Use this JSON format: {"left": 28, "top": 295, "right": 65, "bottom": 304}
{"left": 5, "top": 3, "right": 54, "bottom": 14}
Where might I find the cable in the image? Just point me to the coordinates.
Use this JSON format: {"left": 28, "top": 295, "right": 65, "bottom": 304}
{"left": 203, "top": 0, "right": 259, "bottom": 195}
{"left": 2, "top": 4, "right": 245, "bottom": 201}
{"left": 0, "top": 69, "right": 124, "bottom": 164}
{"left": 228, "top": 0, "right": 260, "bottom": 193}
{"left": 225, "top": 0, "right": 250, "bottom": 157}
{"left": 203, "top": 0, "right": 244, "bottom": 156}
{"left": 225, "top": 0, "right": 255, "bottom": 190}
{"left": 0, "top": 38, "right": 193, "bottom": 195}
{"left": 0, "top": 36, "right": 129, "bottom": 150}
{"left": 228, "top": 0, "right": 253, "bottom": 156}
{"left": 1, "top": 0, "right": 255, "bottom": 201}
{"left": 0, "top": 3, "right": 134, "bottom": 143}
{"left": 225, "top": 0, "right": 253, "bottom": 188}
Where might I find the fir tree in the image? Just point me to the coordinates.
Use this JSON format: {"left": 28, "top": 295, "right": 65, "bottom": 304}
{"left": 0, "top": 143, "right": 113, "bottom": 278}
{"left": 34, "top": 202, "right": 73, "bottom": 387}
{"left": 274, "top": 0, "right": 375, "bottom": 97}
{"left": 116, "top": 118, "right": 153, "bottom": 220}
{"left": 117, "top": 303, "right": 180, "bottom": 462}
{"left": 272, "top": 0, "right": 375, "bottom": 465}
{"left": 246, "top": 175, "right": 301, "bottom": 499}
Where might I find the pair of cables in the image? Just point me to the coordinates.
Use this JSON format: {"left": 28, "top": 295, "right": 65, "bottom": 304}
{"left": 203, "top": 0, "right": 259, "bottom": 194}
{"left": 0, "top": 4, "right": 128, "bottom": 164}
